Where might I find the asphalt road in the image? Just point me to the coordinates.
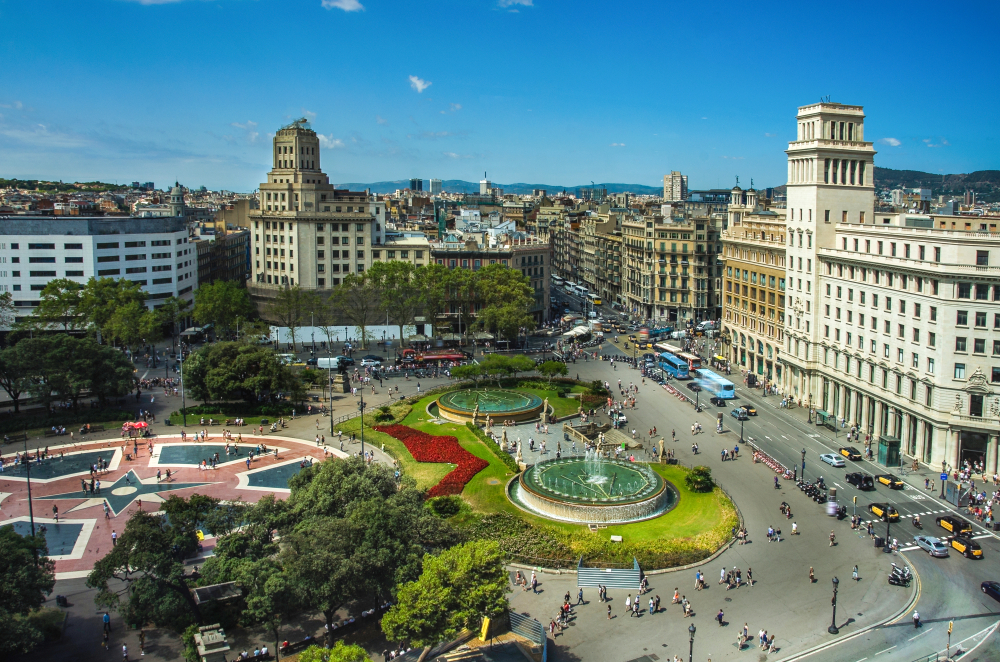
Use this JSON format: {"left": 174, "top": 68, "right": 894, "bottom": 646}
{"left": 598, "top": 338, "right": 1000, "bottom": 662}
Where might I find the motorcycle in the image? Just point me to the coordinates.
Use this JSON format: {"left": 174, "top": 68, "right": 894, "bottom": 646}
{"left": 912, "top": 517, "right": 922, "bottom": 529}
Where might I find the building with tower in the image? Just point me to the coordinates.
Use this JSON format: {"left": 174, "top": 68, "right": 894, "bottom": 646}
{"left": 248, "top": 119, "right": 385, "bottom": 308}
{"left": 778, "top": 101, "right": 1000, "bottom": 474}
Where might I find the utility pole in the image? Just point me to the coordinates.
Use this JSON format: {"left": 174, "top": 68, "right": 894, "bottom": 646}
{"left": 24, "top": 436, "right": 35, "bottom": 538}
{"left": 359, "top": 388, "right": 366, "bottom": 456}
{"left": 179, "top": 345, "right": 187, "bottom": 427}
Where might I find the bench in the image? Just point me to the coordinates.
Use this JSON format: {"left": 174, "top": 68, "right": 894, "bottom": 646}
{"left": 4, "top": 433, "right": 28, "bottom": 444}
{"left": 44, "top": 430, "right": 69, "bottom": 438}
{"left": 80, "top": 425, "right": 106, "bottom": 435}
{"left": 279, "top": 638, "right": 317, "bottom": 655}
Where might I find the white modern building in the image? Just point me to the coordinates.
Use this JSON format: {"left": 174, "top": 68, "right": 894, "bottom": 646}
{"left": 780, "top": 101, "right": 1000, "bottom": 474}
{"left": 0, "top": 216, "right": 195, "bottom": 325}
{"left": 429, "top": 178, "right": 443, "bottom": 195}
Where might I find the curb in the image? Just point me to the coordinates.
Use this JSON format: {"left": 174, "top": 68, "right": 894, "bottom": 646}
{"left": 774, "top": 550, "right": 921, "bottom": 662}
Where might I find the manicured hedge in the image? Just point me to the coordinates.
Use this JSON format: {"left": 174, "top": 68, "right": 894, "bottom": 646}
{"left": 466, "top": 422, "right": 520, "bottom": 473}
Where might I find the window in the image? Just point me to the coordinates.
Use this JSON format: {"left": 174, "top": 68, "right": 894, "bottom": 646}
{"left": 993, "top": 367, "right": 1000, "bottom": 383}
{"left": 958, "top": 283, "right": 971, "bottom": 299}
{"left": 956, "top": 337, "right": 968, "bottom": 352}
{"left": 27, "top": 243, "right": 55, "bottom": 250}
{"left": 928, "top": 332, "right": 936, "bottom": 347}
{"left": 125, "top": 254, "right": 146, "bottom": 261}
{"left": 28, "top": 257, "right": 55, "bottom": 263}
{"left": 64, "top": 243, "right": 83, "bottom": 249}
{"left": 29, "top": 271, "right": 55, "bottom": 277}
{"left": 97, "top": 255, "right": 119, "bottom": 263}
{"left": 927, "top": 358, "right": 935, "bottom": 374}
{"left": 957, "top": 310, "right": 968, "bottom": 325}
{"left": 124, "top": 241, "right": 146, "bottom": 248}
{"left": 930, "top": 306, "right": 937, "bottom": 322}
{"left": 96, "top": 242, "right": 119, "bottom": 249}
{"left": 97, "top": 268, "right": 120, "bottom": 276}
{"left": 954, "top": 363, "right": 966, "bottom": 379}
{"left": 912, "top": 352, "right": 919, "bottom": 368}
{"left": 977, "top": 250, "right": 989, "bottom": 266}
{"left": 65, "top": 270, "right": 84, "bottom": 277}
{"left": 975, "top": 338, "right": 986, "bottom": 354}
{"left": 125, "top": 266, "right": 147, "bottom": 274}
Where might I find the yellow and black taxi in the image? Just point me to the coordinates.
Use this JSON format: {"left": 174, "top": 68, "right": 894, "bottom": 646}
{"left": 948, "top": 535, "right": 984, "bottom": 559}
{"left": 874, "top": 474, "right": 904, "bottom": 489}
{"left": 740, "top": 404, "right": 758, "bottom": 416}
{"left": 936, "top": 515, "right": 973, "bottom": 535}
{"left": 839, "top": 446, "right": 863, "bottom": 461}
{"left": 867, "top": 503, "right": 900, "bottom": 522}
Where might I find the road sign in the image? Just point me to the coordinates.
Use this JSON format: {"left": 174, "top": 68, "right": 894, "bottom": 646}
{"left": 941, "top": 473, "right": 948, "bottom": 481}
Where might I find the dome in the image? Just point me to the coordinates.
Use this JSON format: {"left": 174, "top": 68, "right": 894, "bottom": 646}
{"left": 731, "top": 185, "right": 742, "bottom": 192}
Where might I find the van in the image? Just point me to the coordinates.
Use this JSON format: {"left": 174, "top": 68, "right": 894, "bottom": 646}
{"left": 671, "top": 330, "right": 687, "bottom": 340}
{"left": 317, "top": 356, "right": 353, "bottom": 370}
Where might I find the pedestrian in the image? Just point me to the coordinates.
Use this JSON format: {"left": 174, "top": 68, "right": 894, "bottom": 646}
{"left": 852, "top": 565, "right": 859, "bottom": 582}
{"left": 123, "top": 643, "right": 128, "bottom": 661}
{"left": 607, "top": 604, "right": 612, "bottom": 620}
{"left": 809, "top": 567, "right": 814, "bottom": 583}
{"left": 746, "top": 567, "right": 753, "bottom": 587}
{"left": 103, "top": 611, "right": 111, "bottom": 633}
{"left": 829, "top": 530, "right": 836, "bottom": 546}
{"left": 625, "top": 594, "right": 632, "bottom": 616}
{"left": 577, "top": 588, "right": 584, "bottom": 605}
{"left": 913, "top": 611, "right": 920, "bottom": 628}
{"left": 716, "top": 608, "right": 724, "bottom": 626}
{"left": 111, "top": 530, "right": 117, "bottom": 546}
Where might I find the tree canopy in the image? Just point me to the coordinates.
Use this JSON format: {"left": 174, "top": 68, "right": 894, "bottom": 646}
{"left": 381, "top": 540, "right": 509, "bottom": 649}
{"left": 183, "top": 342, "right": 302, "bottom": 404}
{"left": 194, "top": 281, "right": 255, "bottom": 338}
{"left": 0, "top": 525, "right": 56, "bottom": 656}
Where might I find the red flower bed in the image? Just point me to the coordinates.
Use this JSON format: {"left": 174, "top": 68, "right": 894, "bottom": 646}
{"left": 374, "top": 424, "right": 489, "bottom": 498}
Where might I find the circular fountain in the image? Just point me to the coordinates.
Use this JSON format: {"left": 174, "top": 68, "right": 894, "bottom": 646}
{"left": 435, "top": 389, "right": 544, "bottom": 424}
{"left": 507, "top": 452, "right": 677, "bottom": 524}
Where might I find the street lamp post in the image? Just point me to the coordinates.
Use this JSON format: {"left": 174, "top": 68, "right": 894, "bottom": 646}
{"left": 801, "top": 448, "right": 806, "bottom": 481}
{"left": 179, "top": 345, "right": 187, "bottom": 427}
{"left": 828, "top": 577, "right": 840, "bottom": 634}
{"left": 884, "top": 508, "right": 892, "bottom": 553}
{"left": 687, "top": 624, "right": 695, "bottom": 662}
{"left": 740, "top": 416, "right": 745, "bottom": 443}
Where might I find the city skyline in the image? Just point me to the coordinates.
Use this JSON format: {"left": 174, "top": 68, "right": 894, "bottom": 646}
{"left": 1, "top": 0, "right": 997, "bottom": 192}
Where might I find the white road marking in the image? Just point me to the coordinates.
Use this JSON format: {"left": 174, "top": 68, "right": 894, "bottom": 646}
{"left": 899, "top": 546, "right": 919, "bottom": 552}
{"left": 973, "top": 534, "right": 992, "bottom": 539}
{"left": 874, "top": 646, "right": 896, "bottom": 656}
{"left": 908, "top": 628, "right": 933, "bottom": 641}
{"left": 855, "top": 658, "right": 868, "bottom": 662}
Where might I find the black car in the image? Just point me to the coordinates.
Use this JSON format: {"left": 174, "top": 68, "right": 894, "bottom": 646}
{"left": 338, "top": 356, "right": 356, "bottom": 367}
{"left": 709, "top": 396, "right": 728, "bottom": 407}
{"left": 982, "top": 581, "right": 1000, "bottom": 603}
{"left": 305, "top": 358, "right": 318, "bottom": 366}
{"left": 686, "top": 382, "right": 702, "bottom": 392}
{"left": 845, "top": 472, "right": 874, "bottom": 490}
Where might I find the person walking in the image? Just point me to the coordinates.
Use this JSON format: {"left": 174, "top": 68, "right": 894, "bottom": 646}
{"left": 716, "top": 608, "right": 724, "bottom": 626}
{"left": 625, "top": 594, "right": 632, "bottom": 616}
{"left": 111, "top": 530, "right": 117, "bottom": 546}
{"left": 103, "top": 612, "right": 111, "bottom": 634}
{"left": 577, "top": 588, "right": 584, "bottom": 605}
{"left": 852, "top": 565, "right": 859, "bottom": 581}
{"left": 809, "top": 567, "right": 815, "bottom": 583}
{"left": 829, "top": 530, "right": 836, "bottom": 546}
{"left": 607, "top": 603, "right": 612, "bottom": 620}
{"left": 123, "top": 643, "right": 128, "bottom": 661}
{"left": 913, "top": 611, "right": 921, "bottom": 628}
{"left": 746, "top": 567, "right": 753, "bottom": 587}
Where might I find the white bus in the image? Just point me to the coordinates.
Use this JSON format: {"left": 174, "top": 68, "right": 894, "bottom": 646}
{"left": 573, "top": 285, "right": 589, "bottom": 298}
{"left": 552, "top": 276, "right": 566, "bottom": 288}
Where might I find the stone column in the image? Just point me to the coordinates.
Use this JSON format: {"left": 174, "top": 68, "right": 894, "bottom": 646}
{"left": 950, "top": 428, "right": 961, "bottom": 472}
{"left": 916, "top": 419, "right": 926, "bottom": 463}
{"left": 988, "top": 435, "right": 999, "bottom": 475}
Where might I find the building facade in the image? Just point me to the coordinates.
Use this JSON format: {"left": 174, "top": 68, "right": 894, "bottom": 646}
{"left": 663, "top": 171, "right": 688, "bottom": 201}
{"left": 778, "top": 101, "right": 1000, "bottom": 473}
{"left": 248, "top": 119, "right": 385, "bottom": 307}
{"left": 721, "top": 187, "right": 787, "bottom": 381}
{"left": 0, "top": 216, "right": 195, "bottom": 325}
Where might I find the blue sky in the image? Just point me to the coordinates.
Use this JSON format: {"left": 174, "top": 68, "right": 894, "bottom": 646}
{"left": 1, "top": 0, "right": 997, "bottom": 192}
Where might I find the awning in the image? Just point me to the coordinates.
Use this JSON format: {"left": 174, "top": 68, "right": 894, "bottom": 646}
{"left": 473, "top": 332, "right": 494, "bottom": 340}
{"left": 440, "top": 333, "right": 461, "bottom": 341}
{"left": 123, "top": 421, "right": 148, "bottom": 429}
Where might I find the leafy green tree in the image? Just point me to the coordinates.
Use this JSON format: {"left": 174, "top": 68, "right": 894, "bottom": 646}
{"left": 30, "top": 278, "right": 84, "bottom": 331}
{"left": 0, "top": 525, "right": 56, "bottom": 657}
{"left": 106, "top": 299, "right": 162, "bottom": 351}
{"left": 413, "top": 263, "right": 448, "bottom": 333}
{"left": 684, "top": 466, "right": 715, "bottom": 492}
{"left": 87, "top": 510, "right": 204, "bottom": 631}
{"left": 449, "top": 364, "right": 483, "bottom": 388}
{"left": 478, "top": 354, "right": 512, "bottom": 387}
{"left": 381, "top": 540, "right": 509, "bottom": 649}
{"left": 0, "top": 346, "right": 32, "bottom": 412}
{"left": 0, "top": 291, "right": 13, "bottom": 330}
{"left": 182, "top": 342, "right": 303, "bottom": 404}
{"left": 367, "top": 261, "right": 420, "bottom": 347}
{"left": 538, "top": 360, "right": 568, "bottom": 385}
{"left": 507, "top": 354, "right": 535, "bottom": 380}
{"left": 159, "top": 296, "right": 192, "bottom": 348}
{"left": 298, "top": 643, "right": 371, "bottom": 662}
{"left": 265, "top": 285, "right": 312, "bottom": 352}
{"left": 333, "top": 273, "right": 379, "bottom": 349}
{"left": 473, "top": 265, "right": 535, "bottom": 342}
{"left": 77, "top": 277, "right": 148, "bottom": 342}
{"left": 233, "top": 559, "right": 303, "bottom": 661}
{"left": 193, "top": 281, "right": 255, "bottom": 338}
{"left": 86, "top": 341, "right": 138, "bottom": 406}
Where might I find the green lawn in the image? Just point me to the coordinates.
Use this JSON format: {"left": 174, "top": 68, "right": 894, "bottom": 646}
{"left": 337, "top": 414, "right": 455, "bottom": 491}
{"left": 513, "top": 385, "right": 587, "bottom": 418}
{"left": 354, "top": 387, "right": 737, "bottom": 568}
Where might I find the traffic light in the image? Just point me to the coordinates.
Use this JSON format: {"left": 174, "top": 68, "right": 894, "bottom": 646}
{"left": 853, "top": 496, "right": 857, "bottom": 504}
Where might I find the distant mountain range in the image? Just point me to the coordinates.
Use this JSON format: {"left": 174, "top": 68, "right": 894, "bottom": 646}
{"left": 336, "top": 179, "right": 664, "bottom": 196}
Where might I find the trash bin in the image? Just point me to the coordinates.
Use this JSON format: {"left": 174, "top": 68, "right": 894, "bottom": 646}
{"left": 874, "top": 536, "right": 885, "bottom": 548}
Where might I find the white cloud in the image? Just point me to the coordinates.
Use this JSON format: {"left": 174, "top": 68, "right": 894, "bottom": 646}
{"left": 923, "top": 137, "right": 948, "bottom": 148}
{"left": 376, "top": 115, "right": 388, "bottom": 125}
{"left": 321, "top": 0, "right": 364, "bottom": 11}
{"left": 120, "top": 0, "right": 187, "bottom": 4}
{"left": 764, "top": 132, "right": 776, "bottom": 137}
{"left": 301, "top": 108, "right": 317, "bottom": 119}
{"left": 230, "top": 120, "right": 259, "bottom": 144}
{"left": 878, "top": 137, "right": 901, "bottom": 147}
{"left": 0, "top": 101, "right": 24, "bottom": 110}
{"left": 450, "top": 103, "right": 462, "bottom": 112}
{"left": 498, "top": 0, "right": 533, "bottom": 6}
{"left": 318, "top": 134, "right": 345, "bottom": 149}
{"left": 609, "top": 143, "right": 625, "bottom": 147}
{"left": 701, "top": 116, "right": 708, "bottom": 120}
{"left": 442, "top": 151, "right": 474, "bottom": 159}
{"left": 410, "top": 131, "right": 455, "bottom": 140}
{"left": 409, "top": 75, "right": 432, "bottom": 93}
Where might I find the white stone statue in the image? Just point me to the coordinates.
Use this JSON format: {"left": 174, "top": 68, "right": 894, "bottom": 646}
{"left": 516, "top": 441, "right": 523, "bottom": 464}
{"left": 542, "top": 398, "right": 549, "bottom": 424}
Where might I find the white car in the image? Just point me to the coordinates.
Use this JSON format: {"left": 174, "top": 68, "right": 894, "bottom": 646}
{"left": 913, "top": 535, "right": 950, "bottom": 558}
{"left": 819, "top": 453, "right": 845, "bottom": 468}
{"left": 360, "top": 358, "right": 381, "bottom": 368}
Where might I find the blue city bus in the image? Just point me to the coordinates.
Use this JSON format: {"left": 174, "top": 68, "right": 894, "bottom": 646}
{"left": 695, "top": 368, "right": 735, "bottom": 399}
{"left": 659, "top": 354, "right": 690, "bottom": 379}
{"left": 648, "top": 327, "right": 674, "bottom": 342}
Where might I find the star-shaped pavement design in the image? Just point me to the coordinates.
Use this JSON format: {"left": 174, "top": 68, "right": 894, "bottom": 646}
{"left": 36, "top": 470, "right": 213, "bottom": 517}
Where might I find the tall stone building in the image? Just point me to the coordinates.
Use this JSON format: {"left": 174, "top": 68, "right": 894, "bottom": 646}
{"left": 248, "top": 119, "right": 385, "bottom": 306}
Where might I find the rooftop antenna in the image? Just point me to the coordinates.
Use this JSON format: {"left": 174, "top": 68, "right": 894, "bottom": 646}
{"left": 735, "top": 175, "right": 739, "bottom": 186}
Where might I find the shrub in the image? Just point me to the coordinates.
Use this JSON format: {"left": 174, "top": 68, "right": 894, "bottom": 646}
{"left": 586, "top": 380, "right": 609, "bottom": 396}
{"left": 466, "top": 422, "right": 520, "bottom": 473}
{"left": 685, "top": 465, "right": 715, "bottom": 492}
{"left": 427, "top": 495, "right": 463, "bottom": 518}
{"left": 181, "top": 624, "right": 200, "bottom": 662}
{"left": 179, "top": 402, "right": 293, "bottom": 418}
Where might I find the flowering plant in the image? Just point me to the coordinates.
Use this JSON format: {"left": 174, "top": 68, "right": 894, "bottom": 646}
{"left": 374, "top": 424, "right": 488, "bottom": 497}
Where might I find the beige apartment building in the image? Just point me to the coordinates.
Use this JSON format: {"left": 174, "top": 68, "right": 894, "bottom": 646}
{"left": 720, "top": 186, "right": 787, "bottom": 381}
{"left": 248, "top": 119, "right": 386, "bottom": 307}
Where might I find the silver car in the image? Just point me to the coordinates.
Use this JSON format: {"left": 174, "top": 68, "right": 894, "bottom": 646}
{"left": 819, "top": 453, "right": 845, "bottom": 468}
{"left": 914, "top": 535, "right": 949, "bottom": 557}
